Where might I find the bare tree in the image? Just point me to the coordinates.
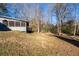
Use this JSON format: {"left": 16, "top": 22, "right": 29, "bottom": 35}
{"left": 47, "top": 4, "right": 54, "bottom": 32}
{"left": 73, "top": 4, "right": 77, "bottom": 36}
{"left": 35, "top": 4, "right": 42, "bottom": 33}
{"left": 54, "top": 3, "right": 67, "bottom": 35}
{"left": 11, "top": 3, "right": 31, "bottom": 20}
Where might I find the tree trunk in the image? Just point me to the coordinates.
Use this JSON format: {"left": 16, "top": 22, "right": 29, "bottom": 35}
{"left": 37, "top": 25, "right": 40, "bottom": 32}
{"left": 37, "top": 19, "right": 41, "bottom": 33}
{"left": 56, "top": 11, "right": 62, "bottom": 36}
{"left": 77, "top": 23, "right": 79, "bottom": 33}
{"left": 73, "top": 4, "right": 77, "bottom": 36}
{"left": 57, "top": 19, "right": 62, "bottom": 36}
{"left": 73, "top": 22, "right": 77, "bottom": 36}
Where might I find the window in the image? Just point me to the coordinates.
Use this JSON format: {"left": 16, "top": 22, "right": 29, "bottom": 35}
{"left": 3, "top": 20, "right": 8, "bottom": 26}
{"left": 9, "top": 21, "right": 14, "bottom": 26}
{"left": 16, "top": 21, "right": 20, "bottom": 27}
{"left": 21, "top": 22, "right": 25, "bottom": 27}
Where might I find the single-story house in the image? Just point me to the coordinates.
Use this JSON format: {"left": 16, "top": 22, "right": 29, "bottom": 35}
{"left": 0, "top": 16, "right": 29, "bottom": 32}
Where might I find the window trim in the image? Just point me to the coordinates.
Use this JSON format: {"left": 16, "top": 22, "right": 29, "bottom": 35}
{"left": 15, "top": 21, "right": 21, "bottom": 27}
{"left": 8, "top": 21, "right": 15, "bottom": 27}
{"left": 21, "top": 21, "right": 26, "bottom": 27}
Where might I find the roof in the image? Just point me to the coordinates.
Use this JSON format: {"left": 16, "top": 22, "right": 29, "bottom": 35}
{"left": 0, "top": 15, "right": 28, "bottom": 22}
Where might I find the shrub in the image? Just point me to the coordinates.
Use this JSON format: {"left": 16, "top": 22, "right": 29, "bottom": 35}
{"left": 50, "top": 26, "right": 57, "bottom": 34}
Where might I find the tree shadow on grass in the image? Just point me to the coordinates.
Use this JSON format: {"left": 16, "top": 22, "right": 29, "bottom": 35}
{"left": 54, "top": 35, "right": 79, "bottom": 47}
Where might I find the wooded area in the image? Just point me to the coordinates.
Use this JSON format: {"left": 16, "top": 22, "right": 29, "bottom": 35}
{"left": 0, "top": 3, "right": 79, "bottom": 36}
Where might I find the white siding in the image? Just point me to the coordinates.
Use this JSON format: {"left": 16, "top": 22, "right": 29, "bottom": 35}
{"left": 8, "top": 27, "right": 26, "bottom": 31}
{"left": 0, "top": 20, "right": 3, "bottom": 23}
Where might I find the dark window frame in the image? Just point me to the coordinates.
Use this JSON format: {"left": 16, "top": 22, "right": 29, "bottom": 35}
{"left": 15, "top": 21, "right": 21, "bottom": 27}
{"left": 21, "top": 22, "right": 25, "bottom": 27}
{"left": 8, "top": 21, "right": 14, "bottom": 27}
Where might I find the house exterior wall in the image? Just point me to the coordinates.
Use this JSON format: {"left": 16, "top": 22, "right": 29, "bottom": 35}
{"left": 8, "top": 27, "right": 26, "bottom": 31}
{"left": 0, "top": 17, "right": 28, "bottom": 32}
{"left": 0, "top": 20, "right": 3, "bottom": 23}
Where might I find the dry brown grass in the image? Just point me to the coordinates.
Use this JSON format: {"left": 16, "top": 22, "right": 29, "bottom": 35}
{"left": 0, "top": 31, "right": 79, "bottom": 56}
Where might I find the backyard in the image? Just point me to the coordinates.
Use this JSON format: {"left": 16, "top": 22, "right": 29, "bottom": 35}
{"left": 0, "top": 31, "right": 79, "bottom": 56}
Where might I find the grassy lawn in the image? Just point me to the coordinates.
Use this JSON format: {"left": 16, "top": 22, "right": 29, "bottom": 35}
{"left": 0, "top": 31, "right": 79, "bottom": 56}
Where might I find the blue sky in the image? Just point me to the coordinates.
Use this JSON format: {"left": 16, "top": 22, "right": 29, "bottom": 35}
{"left": 1, "top": 3, "right": 79, "bottom": 25}
{"left": 5, "top": 3, "right": 57, "bottom": 25}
